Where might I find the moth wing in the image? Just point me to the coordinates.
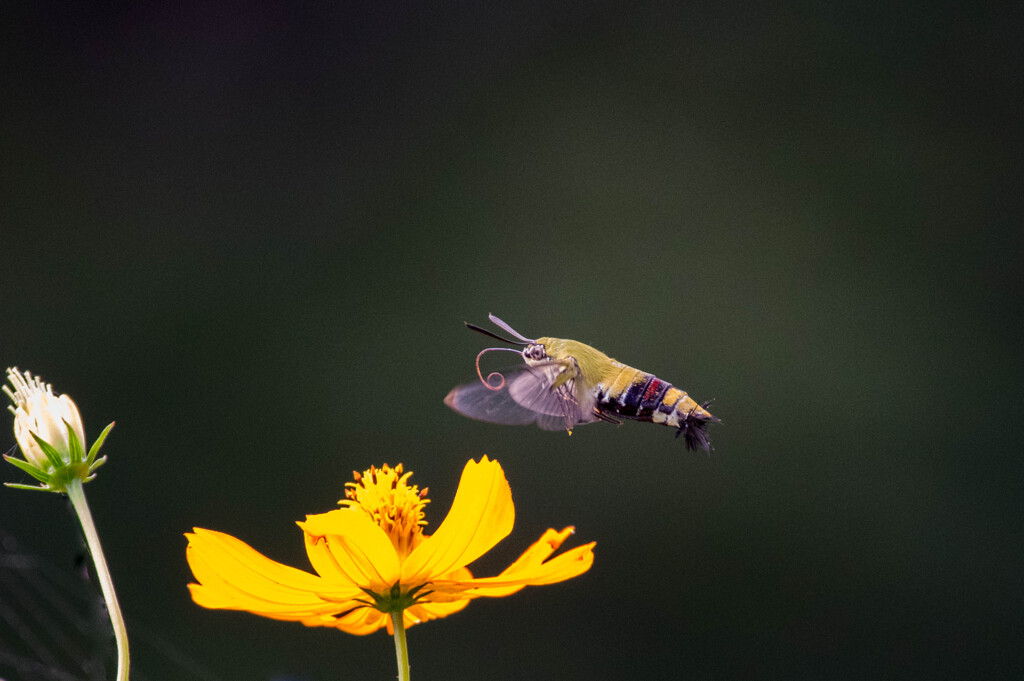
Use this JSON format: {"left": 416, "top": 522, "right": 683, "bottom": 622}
{"left": 445, "top": 363, "right": 597, "bottom": 432}
{"left": 444, "top": 377, "right": 542, "bottom": 427}
{"left": 505, "top": 363, "right": 570, "bottom": 416}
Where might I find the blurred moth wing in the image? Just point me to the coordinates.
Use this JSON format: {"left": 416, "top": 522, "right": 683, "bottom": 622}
{"left": 444, "top": 362, "right": 598, "bottom": 433}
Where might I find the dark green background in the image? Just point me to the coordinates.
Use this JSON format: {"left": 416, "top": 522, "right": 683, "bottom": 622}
{"left": 2, "top": 2, "right": 1021, "bottom": 679}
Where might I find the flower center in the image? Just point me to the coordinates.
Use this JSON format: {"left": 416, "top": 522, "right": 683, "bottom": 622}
{"left": 340, "top": 463, "right": 429, "bottom": 560}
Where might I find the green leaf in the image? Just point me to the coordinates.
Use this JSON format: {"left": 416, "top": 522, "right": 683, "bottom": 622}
{"left": 3, "top": 455, "right": 51, "bottom": 482}
{"left": 86, "top": 421, "right": 115, "bottom": 466}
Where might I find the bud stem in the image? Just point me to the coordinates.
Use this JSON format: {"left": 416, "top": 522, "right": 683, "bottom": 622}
{"left": 66, "top": 478, "right": 130, "bottom": 680}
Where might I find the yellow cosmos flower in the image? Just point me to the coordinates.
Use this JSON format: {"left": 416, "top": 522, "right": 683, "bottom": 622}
{"left": 186, "top": 456, "right": 595, "bottom": 635}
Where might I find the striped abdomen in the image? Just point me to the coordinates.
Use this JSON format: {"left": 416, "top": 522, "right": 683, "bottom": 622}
{"left": 594, "top": 364, "right": 717, "bottom": 450}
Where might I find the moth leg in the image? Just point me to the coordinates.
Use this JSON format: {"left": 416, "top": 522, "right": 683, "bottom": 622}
{"left": 592, "top": 409, "right": 623, "bottom": 425}
{"left": 555, "top": 381, "right": 580, "bottom": 433}
{"left": 550, "top": 358, "right": 581, "bottom": 390}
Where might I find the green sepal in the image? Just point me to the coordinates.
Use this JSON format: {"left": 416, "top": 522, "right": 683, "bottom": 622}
{"left": 4, "top": 455, "right": 51, "bottom": 482}
{"left": 410, "top": 587, "right": 434, "bottom": 604}
{"left": 358, "top": 583, "right": 418, "bottom": 613}
{"left": 86, "top": 421, "right": 115, "bottom": 466}
{"left": 29, "top": 431, "right": 65, "bottom": 469}
{"left": 65, "top": 420, "right": 85, "bottom": 463}
{"left": 4, "top": 482, "right": 54, "bottom": 492}
{"left": 48, "top": 464, "right": 91, "bottom": 492}
{"left": 405, "top": 583, "right": 431, "bottom": 600}
{"left": 88, "top": 455, "right": 108, "bottom": 474}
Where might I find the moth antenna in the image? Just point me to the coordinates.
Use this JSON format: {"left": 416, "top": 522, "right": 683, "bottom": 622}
{"left": 475, "top": 347, "right": 523, "bottom": 391}
{"left": 488, "top": 314, "right": 536, "bottom": 343}
{"left": 465, "top": 322, "right": 529, "bottom": 346}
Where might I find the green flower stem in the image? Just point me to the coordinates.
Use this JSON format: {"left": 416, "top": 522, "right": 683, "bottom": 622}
{"left": 65, "top": 478, "right": 130, "bottom": 681}
{"left": 390, "top": 611, "right": 410, "bottom": 681}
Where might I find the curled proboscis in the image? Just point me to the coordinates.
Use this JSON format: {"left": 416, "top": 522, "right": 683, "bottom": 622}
{"left": 474, "top": 347, "right": 521, "bottom": 391}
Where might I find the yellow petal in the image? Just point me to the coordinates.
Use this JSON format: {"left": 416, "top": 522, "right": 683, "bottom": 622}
{"left": 401, "top": 456, "right": 514, "bottom": 584}
{"left": 300, "top": 509, "right": 401, "bottom": 593}
{"left": 186, "top": 528, "right": 363, "bottom": 617}
{"left": 324, "top": 607, "right": 390, "bottom": 635}
{"left": 430, "top": 527, "right": 595, "bottom": 598}
{"left": 494, "top": 527, "right": 578, "bottom": 576}
{"left": 417, "top": 566, "right": 474, "bottom": 604}
{"left": 406, "top": 598, "right": 471, "bottom": 623}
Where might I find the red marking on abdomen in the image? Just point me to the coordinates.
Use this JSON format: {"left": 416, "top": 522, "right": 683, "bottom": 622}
{"left": 642, "top": 377, "right": 663, "bottom": 402}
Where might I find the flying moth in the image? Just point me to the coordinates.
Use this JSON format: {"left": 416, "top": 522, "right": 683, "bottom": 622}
{"left": 444, "top": 314, "right": 719, "bottom": 451}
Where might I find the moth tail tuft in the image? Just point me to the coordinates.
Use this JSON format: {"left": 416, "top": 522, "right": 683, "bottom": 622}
{"left": 676, "top": 403, "right": 720, "bottom": 452}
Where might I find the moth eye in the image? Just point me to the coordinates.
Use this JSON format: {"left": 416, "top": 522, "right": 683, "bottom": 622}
{"left": 526, "top": 345, "right": 546, "bottom": 360}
